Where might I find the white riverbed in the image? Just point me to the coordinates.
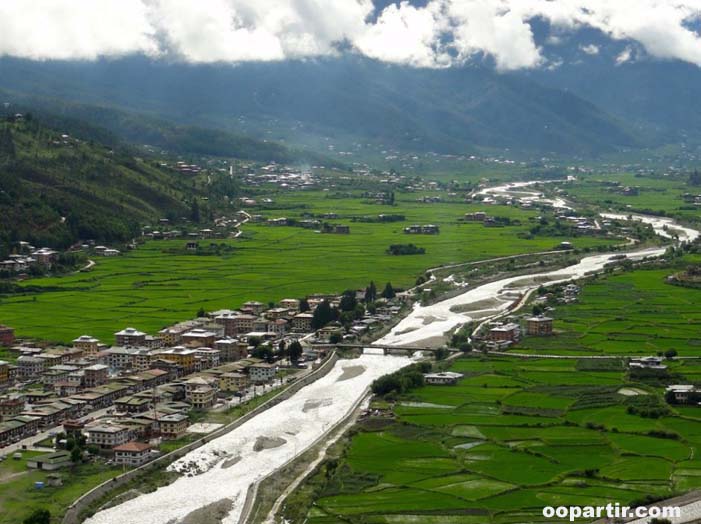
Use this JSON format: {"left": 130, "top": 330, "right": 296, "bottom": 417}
{"left": 477, "top": 180, "right": 573, "bottom": 210}
{"left": 379, "top": 246, "right": 665, "bottom": 347}
{"left": 84, "top": 352, "right": 411, "bottom": 524}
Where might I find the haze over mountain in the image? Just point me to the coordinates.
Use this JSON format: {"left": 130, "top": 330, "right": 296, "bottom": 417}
{"left": 1, "top": 1, "right": 701, "bottom": 158}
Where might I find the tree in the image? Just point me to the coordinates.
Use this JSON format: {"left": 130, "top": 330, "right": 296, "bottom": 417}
{"left": 364, "top": 281, "right": 377, "bottom": 303}
{"left": 381, "top": 282, "right": 395, "bottom": 299}
{"left": 312, "top": 300, "right": 336, "bottom": 329}
{"left": 288, "top": 340, "right": 303, "bottom": 364}
{"left": 299, "top": 298, "right": 310, "bottom": 312}
{"left": 23, "top": 509, "right": 50, "bottom": 524}
{"left": 278, "top": 339, "right": 287, "bottom": 357}
{"left": 339, "top": 290, "right": 357, "bottom": 312}
{"left": 71, "top": 446, "right": 83, "bottom": 463}
{"left": 190, "top": 199, "right": 201, "bottom": 223}
{"left": 196, "top": 307, "right": 206, "bottom": 318}
{"left": 665, "top": 349, "right": 678, "bottom": 359}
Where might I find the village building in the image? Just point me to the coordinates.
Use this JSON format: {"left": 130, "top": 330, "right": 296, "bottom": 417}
{"left": 159, "top": 413, "right": 189, "bottom": 438}
{"left": 86, "top": 423, "right": 132, "bottom": 450}
{"left": 279, "top": 298, "right": 300, "bottom": 311}
{"left": 242, "top": 301, "right": 266, "bottom": 315}
{"left": 155, "top": 347, "right": 197, "bottom": 374}
{"left": 0, "top": 325, "right": 16, "bottom": 346}
{"left": 488, "top": 323, "right": 521, "bottom": 343}
{"left": 248, "top": 363, "right": 276, "bottom": 383}
{"left": 27, "top": 450, "right": 72, "bottom": 471}
{"left": 214, "top": 338, "right": 248, "bottom": 362}
{"left": 424, "top": 372, "right": 464, "bottom": 385}
{"left": 114, "top": 327, "right": 147, "bottom": 347}
{"left": 83, "top": 364, "right": 109, "bottom": 387}
{"left": 291, "top": 313, "right": 314, "bottom": 332}
{"left": 17, "top": 355, "right": 46, "bottom": 378}
{"left": 219, "top": 372, "right": 249, "bottom": 392}
{"left": 113, "top": 441, "right": 153, "bottom": 467}
{"left": 525, "top": 316, "right": 554, "bottom": 336}
{"left": 73, "top": 335, "right": 101, "bottom": 355}
{"left": 181, "top": 329, "right": 217, "bottom": 348}
{"left": 0, "top": 360, "right": 9, "bottom": 385}
{"left": 630, "top": 356, "right": 667, "bottom": 370}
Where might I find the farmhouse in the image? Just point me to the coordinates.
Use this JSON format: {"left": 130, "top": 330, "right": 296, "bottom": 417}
{"left": 488, "top": 323, "right": 521, "bottom": 343}
{"left": 424, "top": 372, "right": 464, "bottom": 385}
{"left": 629, "top": 356, "right": 667, "bottom": 370}
{"left": 525, "top": 316, "right": 553, "bottom": 336}
{"left": 666, "top": 385, "right": 698, "bottom": 404}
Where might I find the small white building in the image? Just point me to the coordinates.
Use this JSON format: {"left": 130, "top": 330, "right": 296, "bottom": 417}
{"left": 424, "top": 371, "right": 464, "bottom": 385}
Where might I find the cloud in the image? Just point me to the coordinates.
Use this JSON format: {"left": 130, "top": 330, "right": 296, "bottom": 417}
{"left": 580, "top": 44, "right": 600, "bottom": 55}
{"left": 1, "top": 0, "right": 701, "bottom": 70}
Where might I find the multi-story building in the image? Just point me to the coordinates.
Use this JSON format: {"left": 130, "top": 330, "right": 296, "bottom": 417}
{"left": 103, "top": 347, "right": 155, "bottom": 372}
{"left": 17, "top": 355, "right": 46, "bottom": 378}
{"left": 214, "top": 338, "right": 248, "bottom": 362}
{"left": 488, "top": 323, "right": 521, "bottom": 343}
{"left": 86, "top": 423, "right": 132, "bottom": 450}
{"left": 0, "top": 360, "right": 9, "bottom": 385}
{"left": 0, "top": 325, "right": 16, "bottom": 346}
{"left": 242, "top": 301, "right": 266, "bottom": 315}
{"left": 155, "top": 347, "right": 197, "bottom": 374}
{"left": 188, "top": 385, "right": 215, "bottom": 409}
{"left": 181, "top": 329, "right": 217, "bottom": 348}
{"left": 159, "top": 413, "right": 189, "bottom": 439}
{"left": 525, "top": 316, "right": 553, "bottom": 336}
{"left": 72, "top": 335, "right": 101, "bottom": 355}
{"left": 279, "top": 298, "right": 300, "bottom": 311}
{"left": 113, "top": 441, "right": 153, "bottom": 466}
{"left": 0, "top": 396, "right": 24, "bottom": 420}
{"left": 291, "top": 313, "right": 314, "bottom": 332}
{"left": 248, "top": 363, "right": 276, "bottom": 383}
{"left": 114, "top": 327, "right": 147, "bottom": 347}
{"left": 83, "top": 364, "right": 109, "bottom": 387}
{"left": 219, "top": 372, "right": 249, "bottom": 392}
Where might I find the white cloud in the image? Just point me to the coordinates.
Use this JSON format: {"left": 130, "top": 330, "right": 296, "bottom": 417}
{"left": 580, "top": 44, "right": 600, "bottom": 55}
{"left": 1, "top": 0, "right": 701, "bottom": 70}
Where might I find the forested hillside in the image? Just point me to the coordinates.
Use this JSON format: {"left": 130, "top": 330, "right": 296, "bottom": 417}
{"left": 0, "top": 115, "right": 195, "bottom": 251}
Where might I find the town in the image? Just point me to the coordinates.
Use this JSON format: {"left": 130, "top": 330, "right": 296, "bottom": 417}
{"left": 0, "top": 287, "right": 408, "bottom": 471}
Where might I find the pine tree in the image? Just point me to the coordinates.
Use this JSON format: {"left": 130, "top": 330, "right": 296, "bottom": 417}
{"left": 381, "top": 282, "right": 395, "bottom": 299}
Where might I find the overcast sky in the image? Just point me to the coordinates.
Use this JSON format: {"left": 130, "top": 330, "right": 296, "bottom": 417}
{"left": 0, "top": 0, "right": 700, "bottom": 70}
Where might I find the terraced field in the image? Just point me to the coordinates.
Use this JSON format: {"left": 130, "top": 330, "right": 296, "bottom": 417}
{"left": 518, "top": 258, "right": 701, "bottom": 357}
{"left": 291, "top": 357, "right": 701, "bottom": 524}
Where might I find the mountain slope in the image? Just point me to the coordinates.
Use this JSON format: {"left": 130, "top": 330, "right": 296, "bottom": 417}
{"left": 0, "top": 56, "right": 640, "bottom": 156}
{"left": 0, "top": 115, "right": 196, "bottom": 250}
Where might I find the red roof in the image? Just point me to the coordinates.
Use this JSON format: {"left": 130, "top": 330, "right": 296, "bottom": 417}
{"left": 113, "top": 441, "right": 151, "bottom": 453}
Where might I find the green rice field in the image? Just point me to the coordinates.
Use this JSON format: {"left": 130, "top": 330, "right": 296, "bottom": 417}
{"left": 0, "top": 192, "right": 616, "bottom": 343}
{"left": 292, "top": 356, "right": 701, "bottom": 524}
{"left": 518, "top": 260, "right": 701, "bottom": 357}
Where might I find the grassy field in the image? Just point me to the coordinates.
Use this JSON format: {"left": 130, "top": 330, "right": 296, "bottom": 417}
{"left": 518, "top": 258, "right": 701, "bottom": 357}
{"left": 563, "top": 172, "right": 701, "bottom": 221}
{"left": 0, "top": 451, "right": 121, "bottom": 524}
{"left": 290, "top": 356, "right": 701, "bottom": 524}
{"left": 0, "top": 191, "right": 617, "bottom": 343}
